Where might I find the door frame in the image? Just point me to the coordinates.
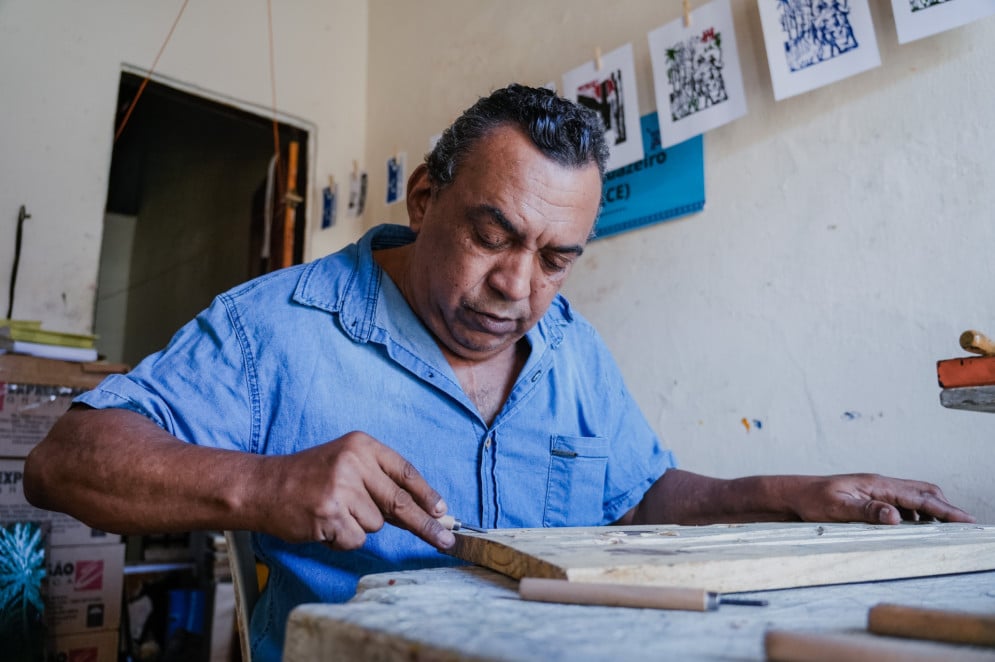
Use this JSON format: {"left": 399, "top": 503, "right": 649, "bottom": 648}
{"left": 119, "top": 63, "right": 319, "bottom": 262}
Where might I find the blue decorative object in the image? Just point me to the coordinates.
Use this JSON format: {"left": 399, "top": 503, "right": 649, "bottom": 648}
{"left": 0, "top": 521, "right": 46, "bottom": 662}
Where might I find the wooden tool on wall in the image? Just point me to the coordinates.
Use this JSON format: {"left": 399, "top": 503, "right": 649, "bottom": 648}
{"left": 960, "top": 330, "right": 995, "bottom": 357}
{"left": 278, "top": 140, "right": 302, "bottom": 270}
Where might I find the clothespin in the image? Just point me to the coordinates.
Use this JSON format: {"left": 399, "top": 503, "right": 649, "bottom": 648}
{"left": 327, "top": 175, "right": 335, "bottom": 189}
{"left": 352, "top": 160, "right": 359, "bottom": 176}
{"left": 594, "top": 47, "right": 603, "bottom": 71}
{"left": 683, "top": 0, "right": 692, "bottom": 28}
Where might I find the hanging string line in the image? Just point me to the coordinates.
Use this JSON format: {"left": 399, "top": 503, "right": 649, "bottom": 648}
{"left": 113, "top": 0, "right": 191, "bottom": 144}
{"left": 267, "top": 0, "right": 283, "bottom": 191}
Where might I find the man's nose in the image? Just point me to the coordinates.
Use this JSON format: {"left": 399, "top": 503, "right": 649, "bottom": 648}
{"left": 488, "top": 250, "right": 533, "bottom": 301}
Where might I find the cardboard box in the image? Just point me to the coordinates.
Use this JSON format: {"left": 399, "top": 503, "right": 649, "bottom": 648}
{"left": 46, "top": 543, "right": 125, "bottom": 635}
{"left": 0, "top": 354, "right": 127, "bottom": 457}
{"left": 0, "top": 458, "right": 120, "bottom": 546}
{"left": 48, "top": 628, "right": 120, "bottom": 662}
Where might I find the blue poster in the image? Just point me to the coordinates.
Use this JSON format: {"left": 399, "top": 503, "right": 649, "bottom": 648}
{"left": 595, "top": 112, "right": 705, "bottom": 240}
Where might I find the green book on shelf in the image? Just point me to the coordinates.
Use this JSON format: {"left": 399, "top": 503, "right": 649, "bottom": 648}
{"left": 0, "top": 320, "right": 97, "bottom": 349}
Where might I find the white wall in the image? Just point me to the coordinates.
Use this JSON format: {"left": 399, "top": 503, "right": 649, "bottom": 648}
{"left": 366, "top": 1, "right": 995, "bottom": 522}
{"left": 0, "top": 0, "right": 368, "bottom": 333}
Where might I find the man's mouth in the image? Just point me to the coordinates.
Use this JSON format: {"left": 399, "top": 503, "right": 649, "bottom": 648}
{"left": 463, "top": 307, "right": 519, "bottom": 335}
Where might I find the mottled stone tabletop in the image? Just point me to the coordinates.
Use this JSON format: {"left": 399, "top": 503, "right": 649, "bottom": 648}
{"left": 283, "top": 564, "right": 995, "bottom": 661}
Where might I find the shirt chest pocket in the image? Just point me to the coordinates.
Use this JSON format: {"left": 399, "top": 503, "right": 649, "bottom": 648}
{"left": 543, "top": 435, "right": 609, "bottom": 527}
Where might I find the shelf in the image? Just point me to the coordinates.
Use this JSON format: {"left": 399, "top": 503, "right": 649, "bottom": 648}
{"left": 124, "top": 561, "right": 197, "bottom": 575}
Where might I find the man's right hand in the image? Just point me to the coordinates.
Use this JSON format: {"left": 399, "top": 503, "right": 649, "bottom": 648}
{"left": 25, "top": 409, "right": 455, "bottom": 552}
{"left": 259, "top": 431, "right": 456, "bottom": 551}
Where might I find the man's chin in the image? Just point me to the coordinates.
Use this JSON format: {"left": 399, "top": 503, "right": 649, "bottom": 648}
{"left": 446, "top": 331, "right": 516, "bottom": 361}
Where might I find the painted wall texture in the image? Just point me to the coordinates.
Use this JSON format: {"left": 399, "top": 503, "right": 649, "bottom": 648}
{"left": 366, "top": 1, "right": 994, "bottom": 522}
{"left": 0, "top": 0, "right": 368, "bottom": 333}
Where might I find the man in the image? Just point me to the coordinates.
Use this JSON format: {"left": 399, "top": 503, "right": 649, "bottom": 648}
{"left": 25, "top": 84, "right": 972, "bottom": 661}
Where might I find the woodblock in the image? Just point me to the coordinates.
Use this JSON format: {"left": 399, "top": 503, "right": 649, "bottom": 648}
{"left": 450, "top": 522, "right": 995, "bottom": 592}
{"left": 940, "top": 385, "right": 995, "bottom": 413}
{"left": 937, "top": 356, "right": 995, "bottom": 388}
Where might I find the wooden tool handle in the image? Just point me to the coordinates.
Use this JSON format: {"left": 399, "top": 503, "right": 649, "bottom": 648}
{"left": 518, "top": 577, "right": 713, "bottom": 611}
{"left": 765, "top": 629, "right": 995, "bottom": 662}
{"left": 868, "top": 603, "right": 995, "bottom": 647}
{"left": 960, "top": 330, "right": 995, "bottom": 357}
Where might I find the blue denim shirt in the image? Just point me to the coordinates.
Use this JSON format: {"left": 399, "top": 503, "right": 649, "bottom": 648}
{"left": 77, "top": 224, "right": 675, "bottom": 661}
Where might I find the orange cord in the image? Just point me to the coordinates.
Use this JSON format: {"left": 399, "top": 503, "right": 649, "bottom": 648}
{"left": 267, "top": 0, "right": 283, "bottom": 189}
{"left": 113, "top": 0, "right": 191, "bottom": 144}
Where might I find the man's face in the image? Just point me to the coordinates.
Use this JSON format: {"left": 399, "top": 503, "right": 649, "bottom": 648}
{"left": 404, "top": 125, "right": 602, "bottom": 363}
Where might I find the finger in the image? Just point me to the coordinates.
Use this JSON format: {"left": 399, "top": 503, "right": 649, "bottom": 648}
{"left": 363, "top": 463, "right": 455, "bottom": 550}
{"left": 349, "top": 497, "right": 386, "bottom": 534}
{"left": 892, "top": 490, "right": 976, "bottom": 523}
{"left": 375, "top": 446, "right": 448, "bottom": 517}
{"left": 320, "top": 517, "right": 369, "bottom": 551}
{"left": 863, "top": 500, "right": 902, "bottom": 525}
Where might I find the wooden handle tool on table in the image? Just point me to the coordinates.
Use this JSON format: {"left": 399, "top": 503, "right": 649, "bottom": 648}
{"left": 765, "top": 629, "right": 995, "bottom": 662}
{"left": 518, "top": 577, "right": 767, "bottom": 611}
{"left": 436, "top": 515, "right": 487, "bottom": 533}
{"left": 961, "top": 330, "right": 995, "bottom": 357}
{"left": 868, "top": 603, "right": 995, "bottom": 647}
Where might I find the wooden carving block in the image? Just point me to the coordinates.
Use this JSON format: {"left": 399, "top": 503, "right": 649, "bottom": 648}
{"left": 449, "top": 522, "right": 995, "bottom": 592}
{"left": 937, "top": 356, "right": 995, "bottom": 388}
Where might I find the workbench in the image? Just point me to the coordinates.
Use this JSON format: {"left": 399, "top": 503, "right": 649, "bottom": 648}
{"left": 283, "top": 565, "right": 995, "bottom": 661}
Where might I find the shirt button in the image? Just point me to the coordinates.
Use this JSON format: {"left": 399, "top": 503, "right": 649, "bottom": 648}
{"left": 531, "top": 371, "right": 541, "bottom": 383}
{"left": 483, "top": 435, "right": 492, "bottom": 448}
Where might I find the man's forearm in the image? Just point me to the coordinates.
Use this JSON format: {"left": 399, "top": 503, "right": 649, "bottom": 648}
{"left": 624, "top": 468, "right": 799, "bottom": 525}
{"left": 622, "top": 467, "right": 975, "bottom": 526}
{"left": 24, "top": 407, "right": 266, "bottom": 535}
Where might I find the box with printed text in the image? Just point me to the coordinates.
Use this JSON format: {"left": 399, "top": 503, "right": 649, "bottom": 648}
{"left": 48, "top": 628, "right": 120, "bottom": 662}
{"left": 46, "top": 542, "right": 125, "bottom": 635}
{"left": 0, "top": 354, "right": 126, "bottom": 457}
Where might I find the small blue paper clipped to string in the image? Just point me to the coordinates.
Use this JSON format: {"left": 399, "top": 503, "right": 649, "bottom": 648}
{"left": 321, "top": 177, "right": 338, "bottom": 229}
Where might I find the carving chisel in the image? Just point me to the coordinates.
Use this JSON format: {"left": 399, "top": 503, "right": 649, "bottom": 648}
{"left": 868, "top": 603, "right": 995, "bottom": 647}
{"left": 518, "top": 577, "right": 767, "bottom": 611}
{"left": 436, "top": 515, "right": 487, "bottom": 533}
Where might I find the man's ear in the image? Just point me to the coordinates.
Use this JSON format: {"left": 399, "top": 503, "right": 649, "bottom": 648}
{"left": 406, "top": 163, "right": 433, "bottom": 234}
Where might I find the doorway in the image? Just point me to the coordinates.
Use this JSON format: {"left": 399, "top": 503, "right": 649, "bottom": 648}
{"left": 96, "top": 71, "right": 310, "bottom": 366}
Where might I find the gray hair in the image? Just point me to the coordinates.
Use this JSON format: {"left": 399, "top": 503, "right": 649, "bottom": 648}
{"left": 425, "top": 84, "right": 610, "bottom": 189}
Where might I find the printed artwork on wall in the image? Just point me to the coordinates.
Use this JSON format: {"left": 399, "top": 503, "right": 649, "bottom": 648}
{"left": 347, "top": 169, "right": 367, "bottom": 218}
{"left": 385, "top": 152, "right": 407, "bottom": 205}
{"left": 758, "top": 0, "right": 881, "bottom": 100}
{"left": 647, "top": 0, "right": 748, "bottom": 148}
{"left": 562, "top": 43, "right": 644, "bottom": 171}
{"left": 321, "top": 179, "right": 338, "bottom": 229}
{"left": 891, "top": 0, "right": 995, "bottom": 44}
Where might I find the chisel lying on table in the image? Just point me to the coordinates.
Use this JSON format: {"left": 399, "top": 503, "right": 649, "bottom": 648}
{"left": 868, "top": 603, "right": 995, "bottom": 647}
{"left": 765, "top": 630, "right": 995, "bottom": 662}
{"left": 518, "top": 577, "right": 767, "bottom": 611}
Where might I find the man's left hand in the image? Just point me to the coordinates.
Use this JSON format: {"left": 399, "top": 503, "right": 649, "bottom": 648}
{"left": 788, "top": 473, "right": 976, "bottom": 524}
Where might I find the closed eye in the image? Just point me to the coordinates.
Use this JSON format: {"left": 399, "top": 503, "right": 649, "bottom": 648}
{"left": 540, "top": 251, "right": 574, "bottom": 275}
